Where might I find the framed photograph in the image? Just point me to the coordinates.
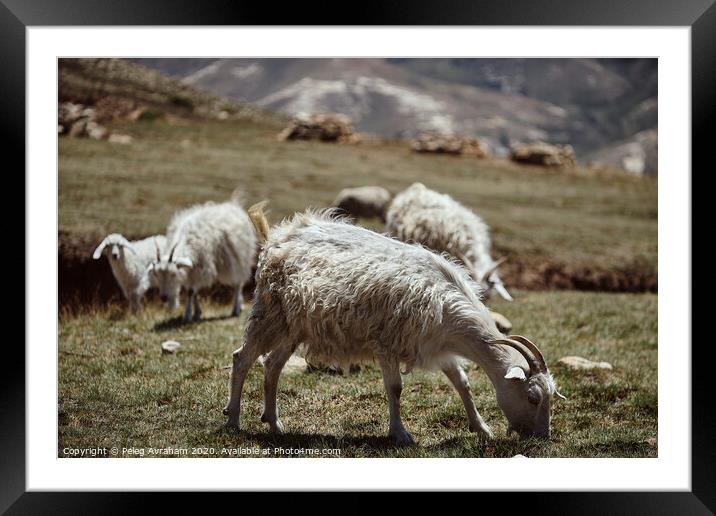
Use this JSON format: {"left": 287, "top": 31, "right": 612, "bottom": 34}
{"left": 9, "top": 0, "right": 708, "bottom": 511}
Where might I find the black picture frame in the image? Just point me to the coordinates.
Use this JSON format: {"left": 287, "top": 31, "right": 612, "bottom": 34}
{"left": 6, "top": 0, "right": 710, "bottom": 513}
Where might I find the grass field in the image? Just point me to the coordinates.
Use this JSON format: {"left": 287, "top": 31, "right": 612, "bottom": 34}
{"left": 59, "top": 117, "right": 657, "bottom": 274}
{"left": 58, "top": 291, "right": 657, "bottom": 458}
{"left": 58, "top": 116, "right": 658, "bottom": 458}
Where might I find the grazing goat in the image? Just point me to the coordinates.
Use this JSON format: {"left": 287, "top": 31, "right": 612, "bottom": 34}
{"left": 331, "top": 186, "right": 392, "bottom": 222}
{"left": 224, "top": 203, "right": 563, "bottom": 444}
{"left": 147, "top": 198, "right": 256, "bottom": 322}
{"left": 92, "top": 233, "right": 167, "bottom": 313}
{"left": 386, "top": 183, "right": 513, "bottom": 301}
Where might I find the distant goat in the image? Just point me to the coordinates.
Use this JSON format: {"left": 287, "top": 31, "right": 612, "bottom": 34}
{"left": 224, "top": 203, "right": 563, "bottom": 444}
{"left": 147, "top": 197, "right": 256, "bottom": 322}
{"left": 331, "top": 186, "right": 392, "bottom": 222}
{"left": 386, "top": 183, "right": 513, "bottom": 301}
{"left": 92, "top": 233, "right": 167, "bottom": 313}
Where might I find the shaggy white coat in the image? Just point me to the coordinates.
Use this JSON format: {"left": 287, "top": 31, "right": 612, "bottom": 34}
{"left": 225, "top": 210, "right": 559, "bottom": 444}
{"left": 151, "top": 199, "right": 256, "bottom": 321}
{"left": 385, "top": 182, "right": 512, "bottom": 300}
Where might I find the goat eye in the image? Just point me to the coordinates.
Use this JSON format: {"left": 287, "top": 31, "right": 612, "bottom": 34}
{"left": 528, "top": 389, "right": 541, "bottom": 405}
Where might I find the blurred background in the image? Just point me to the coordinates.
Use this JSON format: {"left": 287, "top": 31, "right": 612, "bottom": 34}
{"left": 132, "top": 58, "right": 658, "bottom": 175}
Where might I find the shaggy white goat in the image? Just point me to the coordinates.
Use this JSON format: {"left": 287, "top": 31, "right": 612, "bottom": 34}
{"left": 331, "top": 186, "right": 392, "bottom": 222}
{"left": 224, "top": 204, "right": 564, "bottom": 444}
{"left": 386, "top": 183, "right": 513, "bottom": 301}
{"left": 92, "top": 233, "right": 167, "bottom": 313}
{"left": 147, "top": 198, "right": 256, "bottom": 322}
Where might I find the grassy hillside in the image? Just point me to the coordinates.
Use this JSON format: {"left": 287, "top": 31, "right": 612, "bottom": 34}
{"left": 58, "top": 291, "right": 657, "bottom": 458}
{"left": 59, "top": 116, "right": 657, "bottom": 291}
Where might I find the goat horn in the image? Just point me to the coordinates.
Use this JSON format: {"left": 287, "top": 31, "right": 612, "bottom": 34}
{"left": 509, "top": 335, "right": 547, "bottom": 374}
{"left": 168, "top": 241, "right": 178, "bottom": 262}
{"left": 491, "top": 338, "right": 542, "bottom": 376}
{"left": 480, "top": 256, "right": 508, "bottom": 283}
{"left": 154, "top": 238, "right": 161, "bottom": 261}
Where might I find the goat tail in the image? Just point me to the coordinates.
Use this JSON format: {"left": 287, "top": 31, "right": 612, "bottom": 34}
{"left": 248, "top": 200, "right": 271, "bottom": 245}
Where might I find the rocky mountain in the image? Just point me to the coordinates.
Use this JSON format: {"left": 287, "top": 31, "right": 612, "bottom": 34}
{"left": 59, "top": 58, "right": 274, "bottom": 124}
{"left": 131, "top": 58, "right": 657, "bottom": 173}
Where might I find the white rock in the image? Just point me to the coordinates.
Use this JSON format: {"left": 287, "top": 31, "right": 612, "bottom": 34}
{"left": 280, "top": 354, "right": 308, "bottom": 375}
{"left": 161, "top": 340, "right": 182, "bottom": 354}
{"left": 86, "top": 121, "right": 108, "bottom": 140}
{"left": 558, "top": 356, "right": 612, "bottom": 370}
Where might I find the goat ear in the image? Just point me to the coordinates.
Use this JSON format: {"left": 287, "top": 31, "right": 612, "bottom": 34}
{"left": 174, "top": 257, "right": 193, "bottom": 268}
{"left": 504, "top": 366, "right": 527, "bottom": 381}
{"left": 92, "top": 238, "right": 110, "bottom": 259}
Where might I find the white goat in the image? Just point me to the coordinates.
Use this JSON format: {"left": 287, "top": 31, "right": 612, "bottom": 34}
{"left": 224, "top": 204, "right": 564, "bottom": 444}
{"left": 92, "top": 233, "right": 167, "bottom": 313}
{"left": 386, "top": 183, "right": 513, "bottom": 301}
{"left": 147, "top": 198, "right": 256, "bottom": 322}
{"left": 331, "top": 186, "right": 392, "bottom": 222}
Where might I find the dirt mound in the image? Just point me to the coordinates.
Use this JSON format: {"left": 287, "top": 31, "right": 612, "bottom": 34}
{"left": 500, "top": 260, "right": 657, "bottom": 293}
{"left": 510, "top": 142, "right": 576, "bottom": 167}
{"left": 58, "top": 231, "right": 656, "bottom": 313}
{"left": 411, "top": 133, "right": 490, "bottom": 157}
{"left": 278, "top": 113, "right": 359, "bottom": 143}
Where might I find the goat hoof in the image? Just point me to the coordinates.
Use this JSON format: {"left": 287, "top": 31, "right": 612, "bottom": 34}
{"left": 269, "top": 420, "right": 285, "bottom": 434}
{"left": 225, "top": 417, "right": 240, "bottom": 428}
{"left": 389, "top": 428, "right": 415, "bottom": 446}
{"left": 472, "top": 425, "right": 494, "bottom": 440}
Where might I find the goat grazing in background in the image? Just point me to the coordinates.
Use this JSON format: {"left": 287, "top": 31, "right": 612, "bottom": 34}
{"left": 386, "top": 183, "right": 513, "bottom": 301}
{"left": 92, "top": 233, "right": 167, "bottom": 313}
{"left": 331, "top": 186, "right": 392, "bottom": 222}
{"left": 147, "top": 196, "right": 256, "bottom": 322}
{"left": 224, "top": 202, "right": 563, "bottom": 445}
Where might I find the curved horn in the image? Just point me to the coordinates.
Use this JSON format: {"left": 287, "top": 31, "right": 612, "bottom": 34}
{"left": 479, "top": 256, "right": 508, "bottom": 283}
{"left": 490, "top": 338, "right": 543, "bottom": 376}
{"left": 92, "top": 236, "right": 111, "bottom": 260}
{"left": 509, "top": 335, "right": 547, "bottom": 373}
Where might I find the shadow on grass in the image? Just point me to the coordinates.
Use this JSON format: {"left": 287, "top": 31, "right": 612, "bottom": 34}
{"left": 219, "top": 426, "right": 408, "bottom": 452}
{"left": 153, "top": 314, "right": 237, "bottom": 332}
{"left": 216, "top": 425, "right": 539, "bottom": 457}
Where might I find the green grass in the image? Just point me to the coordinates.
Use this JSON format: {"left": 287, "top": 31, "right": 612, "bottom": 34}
{"left": 58, "top": 291, "right": 657, "bottom": 458}
{"left": 59, "top": 117, "right": 656, "bottom": 272}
